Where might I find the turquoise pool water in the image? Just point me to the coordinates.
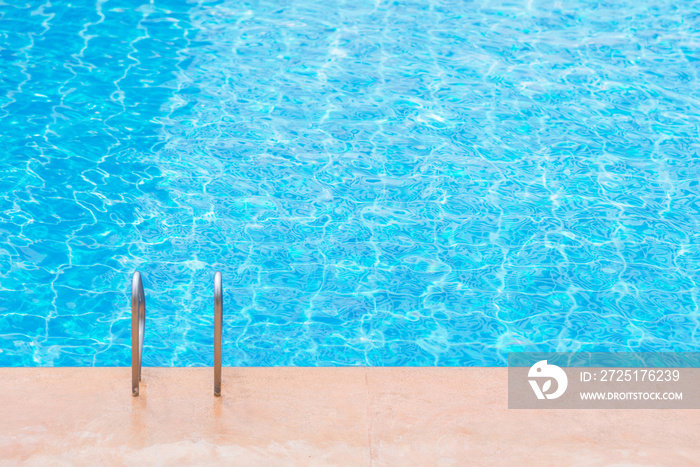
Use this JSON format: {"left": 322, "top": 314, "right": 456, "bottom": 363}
{"left": 1, "top": 0, "right": 699, "bottom": 366}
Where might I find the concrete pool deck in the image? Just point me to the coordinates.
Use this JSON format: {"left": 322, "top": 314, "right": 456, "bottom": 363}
{"left": 0, "top": 368, "right": 698, "bottom": 466}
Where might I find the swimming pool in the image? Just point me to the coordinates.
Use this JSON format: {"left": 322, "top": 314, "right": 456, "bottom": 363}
{"left": 1, "top": 0, "right": 699, "bottom": 366}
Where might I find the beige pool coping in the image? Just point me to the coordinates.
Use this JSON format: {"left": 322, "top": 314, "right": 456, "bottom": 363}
{"left": 1, "top": 367, "right": 698, "bottom": 466}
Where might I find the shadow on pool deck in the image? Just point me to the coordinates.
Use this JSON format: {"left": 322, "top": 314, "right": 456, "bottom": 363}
{"left": 0, "top": 368, "right": 697, "bottom": 466}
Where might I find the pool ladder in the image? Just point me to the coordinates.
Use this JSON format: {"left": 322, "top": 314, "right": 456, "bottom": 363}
{"left": 131, "top": 271, "right": 223, "bottom": 397}
{"left": 131, "top": 272, "right": 146, "bottom": 396}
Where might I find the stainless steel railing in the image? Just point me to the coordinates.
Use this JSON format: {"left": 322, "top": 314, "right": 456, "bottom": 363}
{"left": 132, "top": 271, "right": 146, "bottom": 396}
{"left": 214, "top": 271, "right": 223, "bottom": 396}
{"left": 130, "top": 270, "right": 222, "bottom": 397}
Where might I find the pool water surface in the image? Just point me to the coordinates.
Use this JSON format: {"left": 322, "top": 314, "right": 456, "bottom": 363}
{"left": 1, "top": 0, "right": 699, "bottom": 366}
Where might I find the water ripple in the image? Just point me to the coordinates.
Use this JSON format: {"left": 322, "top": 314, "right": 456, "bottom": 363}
{"left": 1, "top": 0, "right": 699, "bottom": 366}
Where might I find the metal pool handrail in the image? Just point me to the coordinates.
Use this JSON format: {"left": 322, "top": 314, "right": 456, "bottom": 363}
{"left": 214, "top": 271, "right": 223, "bottom": 396}
{"left": 132, "top": 271, "right": 146, "bottom": 396}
